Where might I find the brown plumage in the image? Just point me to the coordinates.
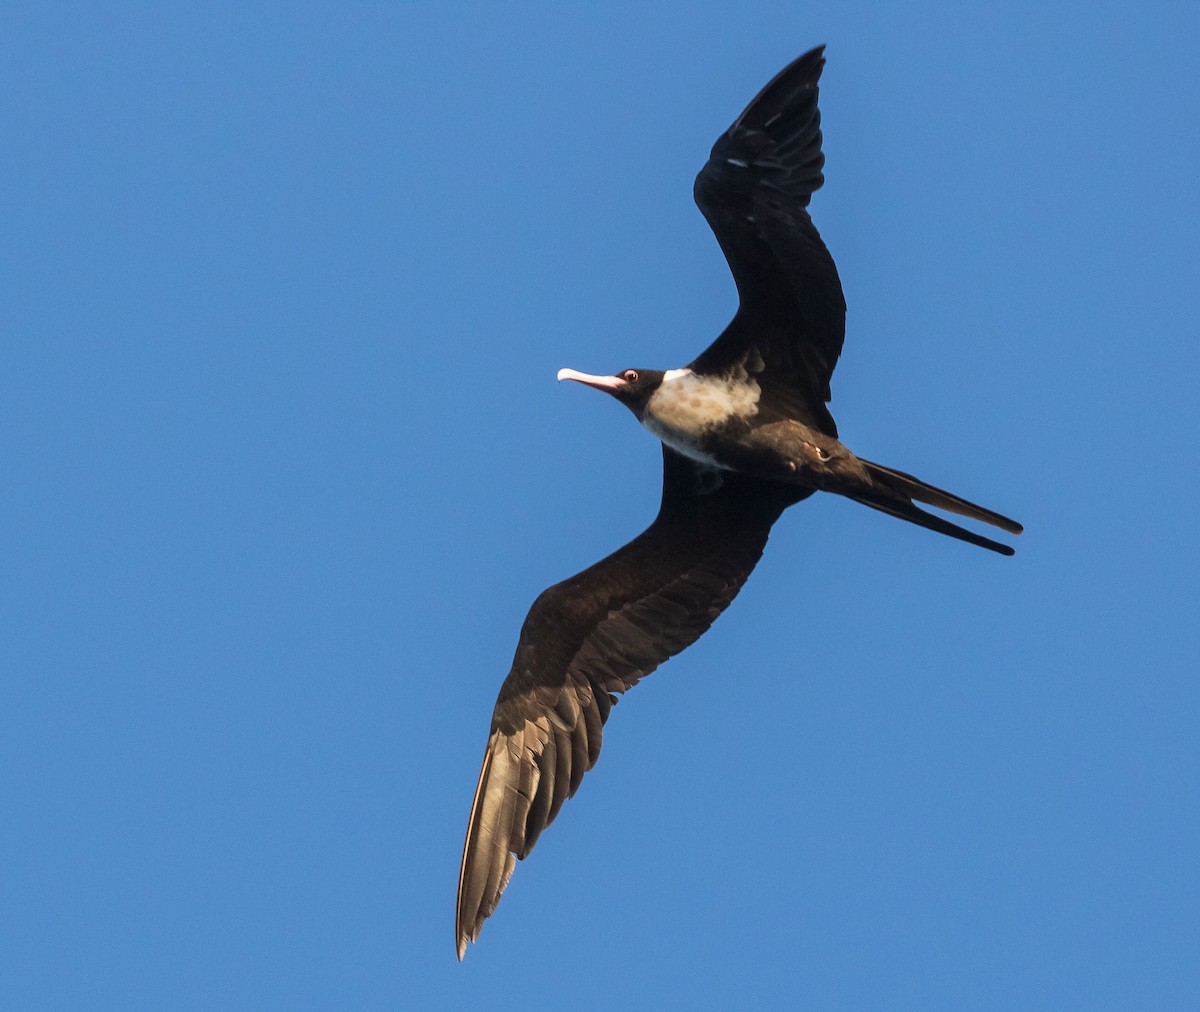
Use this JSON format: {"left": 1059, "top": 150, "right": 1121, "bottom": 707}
{"left": 457, "top": 450, "right": 807, "bottom": 958}
{"left": 456, "top": 45, "right": 1021, "bottom": 959}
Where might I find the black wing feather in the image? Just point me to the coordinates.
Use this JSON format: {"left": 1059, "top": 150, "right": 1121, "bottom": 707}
{"left": 691, "top": 45, "right": 847, "bottom": 436}
{"left": 456, "top": 450, "right": 807, "bottom": 958}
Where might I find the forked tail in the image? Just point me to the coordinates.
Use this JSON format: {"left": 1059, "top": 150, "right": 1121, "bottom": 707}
{"left": 851, "top": 459, "right": 1023, "bottom": 556}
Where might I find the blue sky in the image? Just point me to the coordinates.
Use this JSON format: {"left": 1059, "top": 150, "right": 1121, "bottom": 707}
{"left": 3, "top": 3, "right": 1198, "bottom": 1008}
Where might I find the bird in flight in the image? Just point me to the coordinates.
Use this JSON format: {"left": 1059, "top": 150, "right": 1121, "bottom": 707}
{"left": 455, "top": 45, "right": 1022, "bottom": 959}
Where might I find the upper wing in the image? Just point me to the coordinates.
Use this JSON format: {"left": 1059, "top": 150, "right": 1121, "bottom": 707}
{"left": 456, "top": 449, "right": 808, "bottom": 958}
{"left": 690, "top": 46, "right": 847, "bottom": 436}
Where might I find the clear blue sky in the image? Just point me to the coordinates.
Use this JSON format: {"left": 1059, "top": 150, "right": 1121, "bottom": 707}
{"left": 3, "top": 3, "right": 1198, "bottom": 1009}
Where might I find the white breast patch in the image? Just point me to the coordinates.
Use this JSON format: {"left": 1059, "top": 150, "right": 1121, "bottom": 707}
{"left": 641, "top": 365, "right": 761, "bottom": 465}
{"left": 648, "top": 367, "right": 761, "bottom": 428}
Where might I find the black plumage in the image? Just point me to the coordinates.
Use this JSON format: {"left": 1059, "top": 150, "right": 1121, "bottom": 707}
{"left": 692, "top": 46, "right": 846, "bottom": 434}
{"left": 456, "top": 46, "right": 1021, "bottom": 959}
{"left": 457, "top": 450, "right": 806, "bottom": 957}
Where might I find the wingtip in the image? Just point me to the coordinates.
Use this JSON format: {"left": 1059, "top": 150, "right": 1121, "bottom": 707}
{"left": 790, "top": 43, "right": 827, "bottom": 77}
{"left": 455, "top": 908, "right": 467, "bottom": 961}
{"left": 725, "top": 44, "right": 829, "bottom": 143}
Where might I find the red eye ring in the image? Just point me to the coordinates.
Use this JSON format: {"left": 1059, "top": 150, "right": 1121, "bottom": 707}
{"left": 623, "top": 370, "right": 639, "bottom": 383}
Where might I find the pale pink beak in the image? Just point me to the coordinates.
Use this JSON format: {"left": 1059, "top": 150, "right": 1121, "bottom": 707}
{"left": 556, "top": 368, "right": 628, "bottom": 393}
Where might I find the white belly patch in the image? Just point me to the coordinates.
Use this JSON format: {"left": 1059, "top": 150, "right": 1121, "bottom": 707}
{"left": 642, "top": 418, "right": 728, "bottom": 468}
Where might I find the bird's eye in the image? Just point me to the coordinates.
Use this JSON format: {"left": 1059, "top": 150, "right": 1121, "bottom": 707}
{"left": 623, "top": 370, "right": 639, "bottom": 383}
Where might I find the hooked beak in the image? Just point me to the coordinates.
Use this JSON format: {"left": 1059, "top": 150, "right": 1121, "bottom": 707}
{"left": 556, "top": 368, "right": 628, "bottom": 394}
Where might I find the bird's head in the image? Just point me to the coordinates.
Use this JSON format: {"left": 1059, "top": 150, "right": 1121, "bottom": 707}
{"left": 556, "top": 368, "right": 665, "bottom": 421}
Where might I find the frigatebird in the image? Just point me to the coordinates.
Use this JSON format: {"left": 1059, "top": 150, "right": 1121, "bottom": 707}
{"left": 456, "top": 45, "right": 1021, "bottom": 959}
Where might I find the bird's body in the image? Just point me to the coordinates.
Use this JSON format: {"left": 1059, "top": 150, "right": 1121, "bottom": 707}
{"left": 643, "top": 365, "right": 851, "bottom": 476}
{"left": 456, "top": 46, "right": 1022, "bottom": 959}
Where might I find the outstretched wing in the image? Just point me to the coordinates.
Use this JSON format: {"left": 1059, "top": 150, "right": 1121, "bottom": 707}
{"left": 691, "top": 46, "right": 847, "bottom": 436}
{"left": 456, "top": 449, "right": 807, "bottom": 958}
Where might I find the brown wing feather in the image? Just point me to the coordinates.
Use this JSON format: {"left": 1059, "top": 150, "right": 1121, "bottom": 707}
{"left": 456, "top": 450, "right": 807, "bottom": 958}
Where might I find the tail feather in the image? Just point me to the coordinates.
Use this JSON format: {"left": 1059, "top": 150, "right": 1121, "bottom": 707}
{"left": 848, "top": 493, "right": 1016, "bottom": 556}
{"left": 862, "top": 459, "right": 1024, "bottom": 536}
